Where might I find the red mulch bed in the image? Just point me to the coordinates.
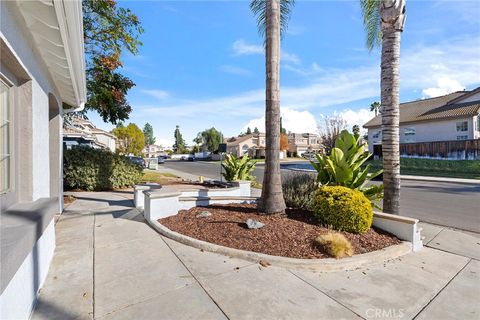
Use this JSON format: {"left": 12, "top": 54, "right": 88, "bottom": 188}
{"left": 159, "top": 203, "right": 401, "bottom": 259}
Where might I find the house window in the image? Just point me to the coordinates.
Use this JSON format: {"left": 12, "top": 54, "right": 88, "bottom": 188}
{"left": 1, "top": 80, "right": 11, "bottom": 193}
{"left": 477, "top": 117, "right": 480, "bottom": 132}
{"left": 456, "top": 121, "right": 468, "bottom": 132}
{"left": 457, "top": 135, "right": 468, "bottom": 140}
{"left": 404, "top": 127, "right": 415, "bottom": 136}
{"left": 372, "top": 131, "right": 381, "bottom": 139}
{"left": 310, "top": 139, "right": 316, "bottom": 144}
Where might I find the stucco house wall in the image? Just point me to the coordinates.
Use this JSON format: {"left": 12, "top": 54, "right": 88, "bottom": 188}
{"left": 95, "top": 132, "right": 117, "bottom": 152}
{"left": 1, "top": 1, "right": 86, "bottom": 319}
{"left": 368, "top": 117, "right": 476, "bottom": 152}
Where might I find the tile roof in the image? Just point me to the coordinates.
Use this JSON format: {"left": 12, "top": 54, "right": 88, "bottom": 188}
{"left": 363, "top": 90, "right": 480, "bottom": 128}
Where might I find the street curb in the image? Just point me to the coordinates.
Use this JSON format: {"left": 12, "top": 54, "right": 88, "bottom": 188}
{"left": 400, "top": 175, "right": 480, "bottom": 185}
{"left": 148, "top": 220, "right": 412, "bottom": 272}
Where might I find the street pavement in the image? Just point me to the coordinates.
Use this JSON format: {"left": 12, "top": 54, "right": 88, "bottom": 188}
{"left": 161, "top": 160, "right": 480, "bottom": 233}
{"left": 32, "top": 191, "right": 480, "bottom": 320}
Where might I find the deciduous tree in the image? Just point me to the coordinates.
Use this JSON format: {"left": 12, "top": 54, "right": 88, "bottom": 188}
{"left": 193, "top": 127, "right": 224, "bottom": 153}
{"left": 83, "top": 0, "right": 143, "bottom": 124}
{"left": 112, "top": 123, "right": 145, "bottom": 155}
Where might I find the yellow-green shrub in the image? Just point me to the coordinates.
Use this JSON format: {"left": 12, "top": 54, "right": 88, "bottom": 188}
{"left": 314, "top": 232, "right": 353, "bottom": 259}
{"left": 312, "top": 186, "right": 373, "bottom": 234}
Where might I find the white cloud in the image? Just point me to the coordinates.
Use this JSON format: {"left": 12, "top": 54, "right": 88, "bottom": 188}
{"left": 336, "top": 108, "right": 375, "bottom": 132}
{"left": 138, "top": 36, "right": 479, "bottom": 134}
{"left": 243, "top": 107, "right": 318, "bottom": 134}
{"left": 232, "top": 39, "right": 263, "bottom": 55}
{"left": 422, "top": 77, "right": 465, "bottom": 98}
{"left": 155, "top": 138, "right": 174, "bottom": 148}
{"left": 282, "top": 51, "right": 300, "bottom": 64}
{"left": 220, "top": 65, "right": 251, "bottom": 76}
{"left": 142, "top": 89, "right": 170, "bottom": 100}
{"left": 231, "top": 40, "right": 300, "bottom": 65}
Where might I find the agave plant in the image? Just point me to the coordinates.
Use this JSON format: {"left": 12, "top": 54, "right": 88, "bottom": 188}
{"left": 311, "top": 130, "right": 383, "bottom": 205}
{"left": 222, "top": 154, "right": 257, "bottom": 182}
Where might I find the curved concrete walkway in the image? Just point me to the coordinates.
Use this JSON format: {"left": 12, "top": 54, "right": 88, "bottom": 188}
{"left": 31, "top": 192, "right": 479, "bottom": 320}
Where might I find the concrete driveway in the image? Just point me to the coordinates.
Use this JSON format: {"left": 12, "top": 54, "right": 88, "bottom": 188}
{"left": 32, "top": 191, "right": 479, "bottom": 320}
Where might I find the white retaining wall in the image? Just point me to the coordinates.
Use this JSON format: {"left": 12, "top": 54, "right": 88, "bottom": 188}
{"left": 142, "top": 181, "right": 253, "bottom": 221}
{"left": 141, "top": 180, "right": 422, "bottom": 252}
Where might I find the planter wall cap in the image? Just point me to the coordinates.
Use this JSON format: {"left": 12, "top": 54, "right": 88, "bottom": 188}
{"left": 134, "top": 183, "right": 161, "bottom": 190}
{"left": 374, "top": 211, "right": 418, "bottom": 225}
{"left": 144, "top": 190, "right": 182, "bottom": 199}
{"left": 207, "top": 187, "right": 240, "bottom": 192}
{"left": 149, "top": 220, "right": 412, "bottom": 271}
{"left": 179, "top": 196, "right": 259, "bottom": 202}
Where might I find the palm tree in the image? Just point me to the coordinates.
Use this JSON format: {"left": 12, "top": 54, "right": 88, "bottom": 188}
{"left": 361, "top": 0, "right": 406, "bottom": 215}
{"left": 250, "top": 0, "right": 295, "bottom": 214}
{"left": 370, "top": 101, "right": 381, "bottom": 116}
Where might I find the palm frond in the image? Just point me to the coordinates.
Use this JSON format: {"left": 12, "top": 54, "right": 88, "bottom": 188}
{"left": 250, "top": 0, "right": 295, "bottom": 41}
{"left": 360, "top": 0, "right": 381, "bottom": 51}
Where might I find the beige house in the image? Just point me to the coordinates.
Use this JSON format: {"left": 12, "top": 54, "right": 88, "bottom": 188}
{"left": 63, "top": 117, "right": 117, "bottom": 152}
{"left": 142, "top": 144, "right": 166, "bottom": 158}
{"left": 287, "top": 132, "right": 322, "bottom": 156}
{"left": 226, "top": 133, "right": 266, "bottom": 158}
{"left": 364, "top": 88, "right": 480, "bottom": 159}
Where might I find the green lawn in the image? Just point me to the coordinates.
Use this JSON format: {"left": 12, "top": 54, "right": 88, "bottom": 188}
{"left": 141, "top": 170, "right": 179, "bottom": 184}
{"left": 365, "top": 158, "right": 480, "bottom": 180}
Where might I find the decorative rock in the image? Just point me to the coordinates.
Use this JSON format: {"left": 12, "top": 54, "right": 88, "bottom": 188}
{"left": 196, "top": 211, "right": 212, "bottom": 218}
{"left": 246, "top": 219, "right": 265, "bottom": 229}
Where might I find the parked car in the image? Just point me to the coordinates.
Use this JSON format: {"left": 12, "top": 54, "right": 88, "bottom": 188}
{"left": 127, "top": 156, "right": 145, "bottom": 167}
{"left": 302, "top": 152, "right": 316, "bottom": 160}
{"left": 157, "top": 156, "right": 166, "bottom": 164}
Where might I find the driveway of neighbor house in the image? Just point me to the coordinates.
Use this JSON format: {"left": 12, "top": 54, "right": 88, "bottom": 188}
{"left": 32, "top": 192, "right": 479, "bottom": 320}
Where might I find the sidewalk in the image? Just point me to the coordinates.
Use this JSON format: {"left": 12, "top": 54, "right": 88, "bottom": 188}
{"left": 32, "top": 192, "right": 479, "bottom": 320}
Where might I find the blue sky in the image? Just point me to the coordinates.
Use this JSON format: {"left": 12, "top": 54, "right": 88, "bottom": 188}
{"left": 88, "top": 0, "right": 480, "bottom": 147}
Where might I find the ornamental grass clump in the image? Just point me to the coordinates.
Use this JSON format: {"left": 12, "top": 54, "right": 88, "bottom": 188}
{"left": 312, "top": 186, "right": 373, "bottom": 234}
{"left": 314, "top": 232, "right": 354, "bottom": 259}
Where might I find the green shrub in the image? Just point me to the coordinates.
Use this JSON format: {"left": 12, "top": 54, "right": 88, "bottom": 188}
{"left": 222, "top": 154, "right": 256, "bottom": 182}
{"left": 282, "top": 173, "right": 317, "bottom": 209}
{"left": 64, "top": 146, "right": 143, "bottom": 191}
{"left": 311, "top": 130, "right": 383, "bottom": 205}
{"left": 312, "top": 186, "right": 373, "bottom": 234}
{"left": 314, "top": 232, "right": 354, "bottom": 259}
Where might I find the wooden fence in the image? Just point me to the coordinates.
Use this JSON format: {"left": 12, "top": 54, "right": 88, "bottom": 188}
{"left": 399, "top": 139, "right": 480, "bottom": 160}
{"left": 373, "top": 139, "right": 480, "bottom": 160}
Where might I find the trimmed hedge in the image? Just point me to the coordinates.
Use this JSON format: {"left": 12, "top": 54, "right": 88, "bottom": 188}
{"left": 64, "top": 146, "right": 143, "bottom": 191}
{"left": 312, "top": 186, "right": 373, "bottom": 234}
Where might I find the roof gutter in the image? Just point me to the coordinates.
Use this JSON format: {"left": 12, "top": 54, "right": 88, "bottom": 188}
{"left": 53, "top": 0, "right": 86, "bottom": 113}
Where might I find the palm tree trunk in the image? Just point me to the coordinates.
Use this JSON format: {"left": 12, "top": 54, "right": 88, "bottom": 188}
{"left": 259, "top": 0, "right": 286, "bottom": 214}
{"left": 381, "top": 28, "right": 401, "bottom": 214}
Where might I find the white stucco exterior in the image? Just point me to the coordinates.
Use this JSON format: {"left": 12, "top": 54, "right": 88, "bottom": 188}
{"left": 1, "top": 1, "right": 86, "bottom": 318}
{"left": 368, "top": 117, "right": 477, "bottom": 152}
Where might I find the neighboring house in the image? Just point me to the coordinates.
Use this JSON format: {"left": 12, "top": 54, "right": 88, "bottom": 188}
{"left": 142, "top": 144, "right": 166, "bottom": 158}
{"left": 226, "top": 133, "right": 266, "bottom": 158}
{"left": 364, "top": 88, "right": 480, "bottom": 159}
{"left": 287, "top": 132, "right": 322, "bottom": 156}
{"left": 0, "top": 1, "right": 86, "bottom": 319}
{"left": 63, "top": 117, "right": 117, "bottom": 152}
